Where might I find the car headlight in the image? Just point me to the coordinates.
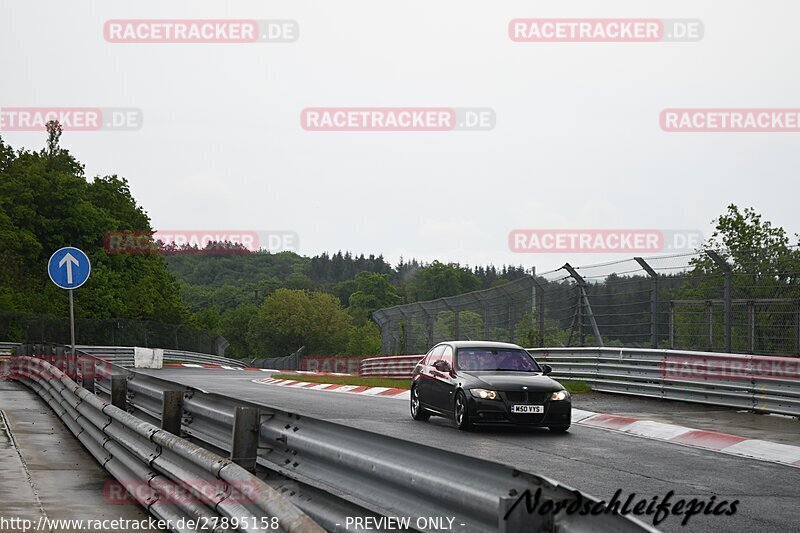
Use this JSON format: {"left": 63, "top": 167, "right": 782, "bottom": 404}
{"left": 551, "top": 390, "right": 570, "bottom": 401}
{"left": 469, "top": 388, "right": 499, "bottom": 400}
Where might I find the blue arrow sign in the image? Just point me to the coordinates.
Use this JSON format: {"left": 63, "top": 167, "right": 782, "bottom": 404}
{"left": 48, "top": 247, "right": 91, "bottom": 289}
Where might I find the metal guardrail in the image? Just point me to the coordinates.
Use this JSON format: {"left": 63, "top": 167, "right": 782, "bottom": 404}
{"left": 0, "top": 341, "right": 19, "bottom": 355}
{"left": 10, "top": 344, "right": 654, "bottom": 532}
{"left": 117, "top": 369, "right": 653, "bottom": 532}
{"left": 359, "top": 355, "right": 424, "bottom": 377}
{"left": 5, "top": 355, "right": 321, "bottom": 533}
{"left": 362, "top": 347, "right": 800, "bottom": 417}
{"left": 14, "top": 344, "right": 247, "bottom": 368}
{"left": 529, "top": 347, "right": 800, "bottom": 417}
{"left": 86, "top": 356, "right": 653, "bottom": 532}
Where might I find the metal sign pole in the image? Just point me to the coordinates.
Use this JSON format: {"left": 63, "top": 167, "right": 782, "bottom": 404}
{"left": 69, "top": 289, "right": 76, "bottom": 357}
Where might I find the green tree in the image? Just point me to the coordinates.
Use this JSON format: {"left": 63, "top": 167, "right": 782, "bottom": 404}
{"left": 405, "top": 261, "right": 481, "bottom": 302}
{"left": 675, "top": 205, "right": 800, "bottom": 353}
{"left": 246, "top": 289, "right": 351, "bottom": 357}
{"left": 348, "top": 272, "right": 402, "bottom": 324}
{"left": 0, "top": 127, "right": 187, "bottom": 324}
{"left": 345, "top": 322, "right": 382, "bottom": 355}
{"left": 218, "top": 304, "right": 258, "bottom": 358}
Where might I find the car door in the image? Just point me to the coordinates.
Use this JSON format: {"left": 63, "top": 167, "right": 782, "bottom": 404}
{"left": 429, "top": 345, "right": 457, "bottom": 411}
{"left": 416, "top": 345, "right": 444, "bottom": 409}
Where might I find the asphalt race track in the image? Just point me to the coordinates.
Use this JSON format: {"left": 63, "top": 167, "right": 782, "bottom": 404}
{"left": 139, "top": 368, "right": 799, "bottom": 533}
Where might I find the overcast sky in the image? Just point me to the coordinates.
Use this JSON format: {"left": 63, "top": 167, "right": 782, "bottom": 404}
{"left": 2, "top": 1, "right": 798, "bottom": 272}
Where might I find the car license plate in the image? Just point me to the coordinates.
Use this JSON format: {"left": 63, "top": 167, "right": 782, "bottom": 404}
{"left": 511, "top": 405, "right": 543, "bottom": 414}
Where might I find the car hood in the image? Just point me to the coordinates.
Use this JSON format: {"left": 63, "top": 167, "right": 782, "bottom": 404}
{"left": 463, "top": 372, "right": 563, "bottom": 392}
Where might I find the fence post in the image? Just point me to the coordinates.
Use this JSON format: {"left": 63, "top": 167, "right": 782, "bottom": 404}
{"left": 577, "top": 293, "right": 584, "bottom": 346}
{"left": 426, "top": 308, "right": 435, "bottom": 347}
{"left": 748, "top": 300, "right": 755, "bottom": 354}
{"left": 473, "top": 293, "right": 490, "bottom": 340}
{"left": 795, "top": 299, "right": 800, "bottom": 356}
{"left": 563, "top": 263, "right": 603, "bottom": 347}
{"left": 706, "top": 301, "right": 713, "bottom": 351}
{"left": 634, "top": 257, "right": 658, "bottom": 349}
{"left": 531, "top": 276, "right": 545, "bottom": 348}
{"left": 398, "top": 308, "right": 413, "bottom": 353}
{"left": 669, "top": 301, "right": 675, "bottom": 349}
{"left": 706, "top": 250, "right": 732, "bottom": 352}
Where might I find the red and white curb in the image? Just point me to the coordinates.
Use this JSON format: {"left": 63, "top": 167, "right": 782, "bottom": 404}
{"left": 165, "top": 363, "right": 352, "bottom": 376}
{"left": 252, "top": 377, "right": 409, "bottom": 399}
{"left": 572, "top": 409, "right": 800, "bottom": 469}
{"left": 165, "top": 363, "right": 269, "bottom": 371}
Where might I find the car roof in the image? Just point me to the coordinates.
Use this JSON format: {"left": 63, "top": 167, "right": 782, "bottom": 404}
{"left": 435, "top": 340, "right": 525, "bottom": 350}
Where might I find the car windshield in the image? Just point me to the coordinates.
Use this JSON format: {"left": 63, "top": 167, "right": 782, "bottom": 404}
{"left": 455, "top": 348, "right": 541, "bottom": 372}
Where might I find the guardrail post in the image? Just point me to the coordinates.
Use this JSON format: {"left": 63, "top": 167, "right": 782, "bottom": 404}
{"left": 231, "top": 406, "right": 259, "bottom": 472}
{"left": 75, "top": 355, "right": 83, "bottom": 387}
{"left": 84, "top": 357, "right": 96, "bottom": 394}
{"left": 634, "top": 257, "right": 658, "bottom": 348}
{"left": 161, "top": 390, "right": 183, "bottom": 435}
{"left": 111, "top": 374, "right": 127, "bottom": 411}
{"left": 706, "top": 250, "right": 732, "bottom": 352}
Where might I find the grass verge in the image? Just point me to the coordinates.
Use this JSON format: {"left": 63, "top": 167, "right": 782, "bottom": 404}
{"left": 562, "top": 380, "right": 592, "bottom": 394}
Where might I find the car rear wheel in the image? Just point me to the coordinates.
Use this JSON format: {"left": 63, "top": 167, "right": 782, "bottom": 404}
{"left": 454, "top": 390, "right": 472, "bottom": 430}
{"left": 410, "top": 385, "right": 430, "bottom": 421}
{"left": 548, "top": 425, "right": 570, "bottom": 433}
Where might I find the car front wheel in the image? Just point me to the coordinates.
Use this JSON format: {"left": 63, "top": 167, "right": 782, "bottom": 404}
{"left": 454, "top": 390, "right": 472, "bottom": 431}
{"left": 410, "top": 385, "right": 431, "bottom": 421}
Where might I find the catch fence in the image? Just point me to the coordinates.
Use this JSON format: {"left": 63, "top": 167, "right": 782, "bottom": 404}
{"left": 374, "top": 247, "right": 800, "bottom": 356}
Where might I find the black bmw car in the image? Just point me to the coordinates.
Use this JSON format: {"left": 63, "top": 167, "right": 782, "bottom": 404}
{"left": 410, "top": 341, "right": 572, "bottom": 432}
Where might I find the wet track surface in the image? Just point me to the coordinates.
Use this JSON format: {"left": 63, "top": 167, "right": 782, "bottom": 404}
{"left": 139, "top": 368, "right": 800, "bottom": 532}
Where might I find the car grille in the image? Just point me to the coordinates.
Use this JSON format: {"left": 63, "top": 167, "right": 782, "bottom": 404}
{"left": 502, "top": 391, "right": 548, "bottom": 403}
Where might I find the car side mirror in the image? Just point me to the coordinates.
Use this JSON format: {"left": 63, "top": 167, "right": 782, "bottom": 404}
{"left": 541, "top": 364, "right": 552, "bottom": 375}
{"left": 433, "top": 360, "right": 451, "bottom": 373}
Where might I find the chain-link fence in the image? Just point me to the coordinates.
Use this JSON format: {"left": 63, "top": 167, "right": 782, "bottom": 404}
{"left": 374, "top": 247, "right": 800, "bottom": 356}
{"left": 0, "top": 312, "right": 229, "bottom": 355}
{"left": 373, "top": 276, "right": 539, "bottom": 355}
